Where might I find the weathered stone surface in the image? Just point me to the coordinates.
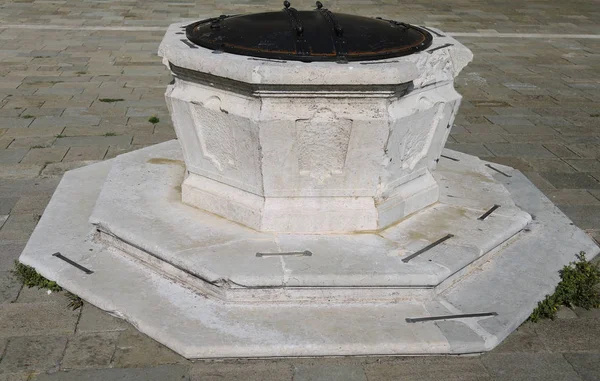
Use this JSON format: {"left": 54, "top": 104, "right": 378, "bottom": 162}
{"left": 481, "top": 353, "right": 582, "bottom": 381}
{"left": 363, "top": 357, "right": 491, "bottom": 381}
{"left": 112, "top": 329, "right": 187, "bottom": 368}
{"left": 76, "top": 304, "right": 128, "bottom": 334}
{"left": 0, "top": 303, "right": 79, "bottom": 337}
{"left": 293, "top": 362, "right": 367, "bottom": 381}
{"left": 492, "top": 323, "right": 548, "bottom": 353}
{"left": 0, "top": 271, "right": 21, "bottom": 304}
{"left": 563, "top": 353, "right": 600, "bottom": 381}
{"left": 0, "top": 336, "right": 67, "bottom": 373}
{"left": 189, "top": 361, "right": 293, "bottom": 381}
{"left": 61, "top": 333, "right": 119, "bottom": 369}
{"left": 535, "top": 318, "right": 600, "bottom": 352}
{"left": 34, "top": 365, "right": 190, "bottom": 381}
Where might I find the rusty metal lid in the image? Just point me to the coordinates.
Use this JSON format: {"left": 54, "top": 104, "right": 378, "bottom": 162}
{"left": 185, "top": 1, "right": 433, "bottom": 62}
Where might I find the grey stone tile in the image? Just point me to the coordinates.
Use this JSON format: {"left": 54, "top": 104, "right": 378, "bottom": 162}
{"left": 76, "top": 304, "right": 128, "bottom": 334}
{"left": 112, "top": 329, "right": 187, "bottom": 368}
{"left": 34, "top": 365, "right": 190, "bottom": 381}
{"left": 557, "top": 206, "right": 600, "bottom": 229}
{"left": 534, "top": 318, "right": 600, "bottom": 352}
{"left": 20, "top": 147, "right": 68, "bottom": 165}
{"left": 491, "top": 322, "right": 548, "bottom": 353}
{"left": 0, "top": 178, "right": 60, "bottom": 198}
{"left": 563, "top": 353, "right": 600, "bottom": 381}
{"left": 545, "top": 190, "right": 600, "bottom": 206}
{"left": 544, "top": 144, "right": 581, "bottom": 159}
{"left": 0, "top": 336, "right": 67, "bottom": 373}
{"left": 14, "top": 286, "right": 67, "bottom": 304}
{"left": 444, "top": 143, "right": 493, "bottom": 157}
{"left": 0, "top": 302, "right": 79, "bottom": 338}
{"left": 540, "top": 172, "right": 600, "bottom": 189}
{"left": 0, "top": 197, "right": 19, "bottom": 215}
{"left": 62, "top": 146, "right": 107, "bottom": 162}
{"left": 0, "top": 271, "right": 21, "bottom": 304}
{"left": 567, "top": 159, "right": 600, "bottom": 173}
{"left": 481, "top": 353, "right": 581, "bottom": 381}
{"left": 572, "top": 306, "right": 600, "bottom": 319}
{"left": 61, "top": 332, "right": 119, "bottom": 369}
{"left": 0, "top": 149, "right": 28, "bottom": 164}
{"left": 526, "top": 159, "right": 576, "bottom": 173}
{"left": 485, "top": 143, "right": 555, "bottom": 158}
{"left": 40, "top": 161, "right": 98, "bottom": 178}
{"left": 0, "top": 241, "right": 26, "bottom": 269}
{"left": 0, "top": 372, "right": 31, "bottom": 381}
{"left": 363, "top": 357, "right": 491, "bottom": 381}
{"left": 0, "top": 164, "right": 43, "bottom": 179}
{"left": 190, "top": 360, "right": 293, "bottom": 381}
{"left": 293, "top": 362, "right": 366, "bottom": 381}
{"left": 52, "top": 135, "right": 132, "bottom": 148}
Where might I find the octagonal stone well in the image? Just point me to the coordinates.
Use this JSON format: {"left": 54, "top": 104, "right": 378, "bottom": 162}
{"left": 159, "top": 23, "right": 472, "bottom": 233}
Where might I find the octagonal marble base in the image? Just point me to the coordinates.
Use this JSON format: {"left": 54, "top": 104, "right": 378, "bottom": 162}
{"left": 19, "top": 141, "right": 599, "bottom": 358}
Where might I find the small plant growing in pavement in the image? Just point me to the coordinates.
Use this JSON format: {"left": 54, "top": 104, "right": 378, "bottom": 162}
{"left": 148, "top": 116, "right": 160, "bottom": 124}
{"left": 55, "top": 134, "right": 65, "bottom": 138}
{"left": 104, "top": 132, "right": 117, "bottom": 136}
{"left": 529, "top": 252, "right": 600, "bottom": 322}
{"left": 66, "top": 292, "right": 84, "bottom": 310}
{"left": 21, "top": 114, "right": 34, "bottom": 119}
{"left": 12, "top": 261, "right": 84, "bottom": 310}
{"left": 12, "top": 261, "right": 63, "bottom": 292}
{"left": 30, "top": 145, "right": 45, "bottom": 149}
{"left": 99, "top": 98, "right": 124, "bottom": 103}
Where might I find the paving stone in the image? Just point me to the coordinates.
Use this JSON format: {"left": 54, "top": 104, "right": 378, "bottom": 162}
{"left": 0, "top": 149, "right": 28, "bottom": 164}
{"left": 534, "top": 318, "right": 600, "bottom": 352}
{"left": 20, "top": 147, "right": 68, "bottom": 165}
{"left": 0, "top": 197, "right": 19, "bottom": 215}
{"left": 480, "top": 157, "right": 533, "bottom": 172}
{"left": 76, "top": 304, "right": 128, "bottom": 334}
{"left": 526, "top": 158, "right": 576, "bottom": 173}
{"left": 293, "top": 362, "right": 366, "bottom": 381}
{"left": 540, "top": 173, "right": 600, "bottom": 189}
{"left": 11, "top": 195, "right": 52, "bottom": 215}
{"left": 39, "top": 161, "right": 96, "bottom": 177}
{"left": 0, "top": 302, "right": 79, "bottom": 338}
{"left": 0, "top": 178, "right": 60, "bottom": 198}
{"left": 14, "top": 287, "right": 68, "bottom": 304}
{"left": 444, "top": 143, "right": 493, "bottom": 157}
{"left": 491, "top": 322, "right": 548, "bottom": 353}
{"left": 0, "top": 214, "right": 40, "bottom": 242}
{"left": 8, "top": 137, "right": 55, "bottom": 149}
{"left": 0, "top": 271, "right": 21, "bottom": 304}
{"left": 62, "top": 146, "right": 107, "bottom": 162}
{"left": 0, "top": 372, "right": 31, "bottom": 381}
{"left": 61, "top": 332, "right": 119, "bottom": 370}
{"left": 190, "top": 360, "right": 293, "bottom": 381}
{"left": 52, "top": 135, "right": 132, "bottom": 148}
{"left": 0, "top": 336, "right": 67, "bottom": 373}
{"left": 567, "top": 144, "right": 600, "bottom": 159}
{"left": 545, "top": 190, "right": 600, "bottom": 206}
{"left": 33, "top": 365, "right": 190, "bottom": 381}
{"left": 572, "top": 307, "right": 600, "bottom": 319}
{"left": 563, "top": 353, "right": 600, "bottom": 381}
{"left": 543, "top": 144, "right": 581, "bottom": 159}
{"left": 0, "top": 164, "right": 43, "bottom": 179}
{"left": 484, "top": 143, "right": 555, "bottom": 158}
{"left": 0, "top": 118, "right": 33, "bottom": 129}
{"left": 0, "top": 241, "right": 26, "bottom": 270}
{"left": 556, "top": 306, "right": 578, "bottom": 319}
{"left": 558, "top": 206, "right": 600, "bottom": 230}
{"left": 112, "top": 329, "right": 187, "bottom": 368}
{"left": 363, "top": 357, "right": 491, "bottom": 381}
{"left": 567, "top": 159, "right": 600, "bottom": 173}
{"left": 1, "top": 127, "right": 64, "bottom": 139}
{"left": 481, "top": 353, "right": 581, "bottom": 381}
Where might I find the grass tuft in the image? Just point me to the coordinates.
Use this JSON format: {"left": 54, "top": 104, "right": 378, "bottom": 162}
{"left": 66, "top": 292, "right": 84, "bottom": 310}
{"left": 12, "top": 261, "right": 63, "bottom": 292}
{"left": 529, "top": 252, "right": 600, "bottom": 322}
{"left": 21, "top": 114, "right": 35, "bottom": 119}
{"left": 98, "top": 98, "right": 124, "bottom": 103}
{"left": 148, "top": 116, "right": 160, "bottom": 124}
{"left": 104, "top": 132, "right": 117, "bottom": 136}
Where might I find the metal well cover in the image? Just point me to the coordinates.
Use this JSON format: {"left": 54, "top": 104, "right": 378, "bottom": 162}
{"left": 185, "top": 1, "right": 433, "bottom": 62}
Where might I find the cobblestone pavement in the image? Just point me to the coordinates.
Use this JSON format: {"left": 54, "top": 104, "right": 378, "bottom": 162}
{"left": 0, "top": 0, "right": 599, "bottom": 380}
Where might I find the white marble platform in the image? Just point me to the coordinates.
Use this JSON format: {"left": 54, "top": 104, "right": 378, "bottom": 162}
{"left": 19, "top": 141, "right": 599, "bottom": 358}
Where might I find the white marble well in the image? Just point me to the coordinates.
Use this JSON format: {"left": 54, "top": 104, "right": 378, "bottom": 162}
{"left": 159, "top": 22, "right": 472, "bottom": 233}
